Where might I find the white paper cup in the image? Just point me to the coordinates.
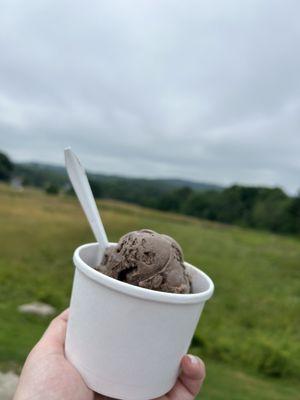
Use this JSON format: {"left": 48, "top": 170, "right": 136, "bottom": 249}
{"left": 65, "top": 242, "right": 214, "bottom": 400}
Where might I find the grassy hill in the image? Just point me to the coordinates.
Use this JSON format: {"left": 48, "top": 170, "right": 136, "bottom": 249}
{"left": 0, "top": 183, "right": 299, "bottom": 399}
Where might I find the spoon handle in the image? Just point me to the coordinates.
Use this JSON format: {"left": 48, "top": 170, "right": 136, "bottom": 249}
{"left": 64, "top": 147, "right": 108, "bottom": 256}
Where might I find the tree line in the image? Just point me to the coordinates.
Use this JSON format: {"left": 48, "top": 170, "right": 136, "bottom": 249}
{"left": 1, "top": 150, "right": 299, "bottom": 235}
{"left": 155, "top": 185, "right": 300, "bottom": 234}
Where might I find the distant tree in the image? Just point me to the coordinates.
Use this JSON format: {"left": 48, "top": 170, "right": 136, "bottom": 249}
{"left": 251, "top": 188, "right": 292, "bottom": 233}
{"left": 182, "top": 190, "right": 218, "bottom": 220}
{"left": 0, "top": 151, "right": 14, "bottom": 181}
{"left": 157, "top": 187, "right": 193, "bottom": 212}
{"left": 288, "top": 194, "right": 300, "bottom": 233}
{"left": 213, "top": 185, "right": 250, "bottom": 224}
{"left": 45, "top": 183, "right": 59, "bottom": 195}
{"left": 90, "top": 180, "right": 103, "bottom": 198}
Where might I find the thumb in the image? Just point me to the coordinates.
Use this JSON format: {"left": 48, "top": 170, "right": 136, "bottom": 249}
{"left": 179, "top": 355, "right": 206, "bottom": 396}
{"left": 165, "top": 355, "right": 205, "bottom": 400}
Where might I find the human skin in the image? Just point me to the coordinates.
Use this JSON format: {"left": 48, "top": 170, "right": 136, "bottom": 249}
{"left": 14, "top": 309, "right": 206, "bottom": 400}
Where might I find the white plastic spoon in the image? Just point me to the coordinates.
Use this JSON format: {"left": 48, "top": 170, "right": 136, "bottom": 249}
{"left": 64, "top": 147, "right": 108, "bottom": 264}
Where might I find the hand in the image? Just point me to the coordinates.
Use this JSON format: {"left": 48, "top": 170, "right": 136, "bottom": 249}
{"left": 14, "top": 309, "right": 205, "bottom": 400}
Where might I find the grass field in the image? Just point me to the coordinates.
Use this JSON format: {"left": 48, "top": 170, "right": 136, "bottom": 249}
{"left": 0, "top": 183, "right": 299, "bottom": 399}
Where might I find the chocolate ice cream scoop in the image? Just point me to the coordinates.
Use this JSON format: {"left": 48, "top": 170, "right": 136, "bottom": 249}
{"left": 96, "top": 229, "right": 191, "bottom": 294}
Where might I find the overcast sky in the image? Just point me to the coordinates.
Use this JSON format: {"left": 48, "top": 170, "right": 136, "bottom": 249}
{"left": 0, "top": 0, "right": 299, "bottom": 193}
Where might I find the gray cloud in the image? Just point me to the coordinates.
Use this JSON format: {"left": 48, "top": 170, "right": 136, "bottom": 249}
{"left": 0, "top": 0, "right": 299, "bottom": 193}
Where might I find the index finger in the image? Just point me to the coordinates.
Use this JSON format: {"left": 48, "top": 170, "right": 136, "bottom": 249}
{"left": 37, "top": 308, "right": 70, "bottom": 354}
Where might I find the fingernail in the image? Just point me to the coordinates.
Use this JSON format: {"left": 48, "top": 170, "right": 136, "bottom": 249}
{"left": 188, "top": 355, "right": 200, "bottom": 365}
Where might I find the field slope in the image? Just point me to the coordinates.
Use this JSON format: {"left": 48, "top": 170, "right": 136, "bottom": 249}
{"left": 0, "top": 184, "right": 299, "bottom": 399}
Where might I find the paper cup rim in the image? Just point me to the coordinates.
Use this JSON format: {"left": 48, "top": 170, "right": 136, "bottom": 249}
{"left": 73, "top": 242, "right": 214, "bottom": 304}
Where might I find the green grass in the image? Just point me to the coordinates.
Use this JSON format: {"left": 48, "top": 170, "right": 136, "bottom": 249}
{"left": 0, "top": 183, "right": 300, "bottom": 399}
{"left": 199, "top": 360, "right": 299, "bottom": 400}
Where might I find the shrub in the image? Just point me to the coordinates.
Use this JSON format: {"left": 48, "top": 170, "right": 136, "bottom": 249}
{"left": 45, "top": 183, "right": 59, "bottom": 195}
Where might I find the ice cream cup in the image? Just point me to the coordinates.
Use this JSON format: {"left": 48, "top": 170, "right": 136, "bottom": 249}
{"left": 65, "top": 242, "right": 214, "bottom": 400}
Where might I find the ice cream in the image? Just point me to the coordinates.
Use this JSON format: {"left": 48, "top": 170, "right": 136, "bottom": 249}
{"left": 96, "top": 229, "right": 191, "bottom": 294}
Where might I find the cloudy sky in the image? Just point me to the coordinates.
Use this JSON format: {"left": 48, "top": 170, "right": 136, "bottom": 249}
{"left": 0, "top": 0, "right": 299, "bottom": 193}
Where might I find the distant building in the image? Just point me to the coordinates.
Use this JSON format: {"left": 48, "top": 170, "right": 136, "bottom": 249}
{"left": 10, "top": 177, "right": 24, "bottom": 191}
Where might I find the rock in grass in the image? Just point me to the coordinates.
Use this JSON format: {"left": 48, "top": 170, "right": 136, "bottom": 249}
{"left": 0, "top": 371, "right": 19, "bottom": 400}
{"left": 18, "top": 302, "right": 56, "bottom": 317}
